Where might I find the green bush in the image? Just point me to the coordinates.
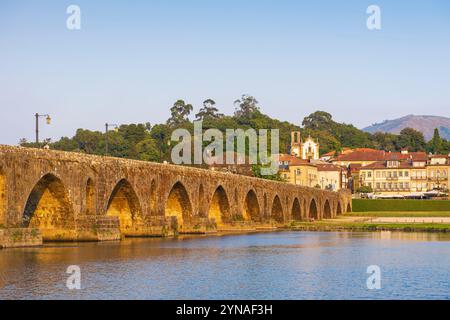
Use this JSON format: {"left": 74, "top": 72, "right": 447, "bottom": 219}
{"left": 357, "top": 186, "right": 373, "bottom": 194}
{"left": 353, "top": 199, "right": 450, "bottom": 212}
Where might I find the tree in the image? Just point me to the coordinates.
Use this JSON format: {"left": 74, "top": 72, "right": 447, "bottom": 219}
{"left": 396, "top": 128, "right": 426, "bottom": 151}
{"left": 136, "top": 138, "right": 160, "bottom": 162}
{"left": 429, "top": 128, "right": 444, "bottom": 154}
{"left": 150, "top": 124, "right": 171, "bottom": 161}
{"left": 357, "top": 185, "right": 373, "bottom": 194}
{"left": 195, "top": 99, "right": 223, "bottom": 120}
{"left": 52, "top": 137, "right": 78, "bottom": 151}
{"left": 73, "top": 129, "right": 104, "bottom": 154}
{"left": 372, "top": 132, "right": 398, "bottom": 151}
{"left": 167, "top": 99, "right": 193, "bottom": 126}
{"left": 234, "top": 94, "right": 260, "bottom": 119}
{"left": 302, "top": 111, "right": 333, "bottom": 131}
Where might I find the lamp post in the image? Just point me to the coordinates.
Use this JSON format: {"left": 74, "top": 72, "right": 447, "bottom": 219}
{"left": 105, "top": 123, "right": 118, "bottom": 155}
{"left": 35, "top": 113, "right": 51, "bottom": 146}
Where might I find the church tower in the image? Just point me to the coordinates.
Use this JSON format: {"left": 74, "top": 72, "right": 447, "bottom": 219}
{"left": 290, "top": 131, "right": 301, "bottom": 157}
{"left": 301, "top": 136, "right": 320, "bottom": 160}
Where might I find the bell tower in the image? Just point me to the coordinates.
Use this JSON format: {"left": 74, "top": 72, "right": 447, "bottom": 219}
{"left": 290, "top": 131, "right": 301, "bottom": 157}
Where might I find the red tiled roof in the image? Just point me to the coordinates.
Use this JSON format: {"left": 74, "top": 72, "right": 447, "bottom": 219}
{"left": 361, "top": 161, "right": 414, "bottom": 170}
{"left": 278, "top": 154, "right": 298, "bottom": 162}
{"left": 429, "top": 154, "right": 449, "bottom": 159}
{"left": 335, "top": 149, "right": 385, "bottom": 161}
{"left": 322, "top": 151, "right": 336, "bottom": 157}
{"left": 289, "top": 158, "right": 316, "bottom": 167}
{"left": 335, "top": 149, "right": 427, "bottom": 162}
{"left": 316, "top": 164, "right": 342, "bottom": 172}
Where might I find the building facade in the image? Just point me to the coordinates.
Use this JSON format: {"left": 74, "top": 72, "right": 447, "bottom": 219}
{"left": 358, "top": 152, "right": 450, "bottom": 196}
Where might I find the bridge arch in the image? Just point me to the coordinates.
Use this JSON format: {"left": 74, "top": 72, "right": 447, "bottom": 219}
{"left": 308, "top": 198, "right": 319, "bottom": 220}
{"left": 323, "top": 200, "right": 332, "bottom": 219}
{"left": 106, "top": 179, "right": 142, "bottom": 233}
{"left": 0, "top": 168, "right": 6, "bottom": 226}
{"left": 208, "top": 185, "right": 231, "bottom": 225}
{"left": 85, "top": 178, "right": 95, "bottom": 215}
{"left": 22, "top": 173, "right": 75, "bottom": 230}
{"left": 271, "top": 195, "right": 284, "bottom": 223}
{"left": 291, "top": 197, "right": 302, "bottom": 221}
{"left": 243, "top": 189, "right": 261, "bottom": 222}
{"left": 165, "top": 181, "right": 193, "bottom": 227}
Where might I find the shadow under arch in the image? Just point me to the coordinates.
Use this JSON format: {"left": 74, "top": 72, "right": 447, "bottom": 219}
{"left": 165, "top": 181, "right": 193, "bottom": 227}
{"left": 85, "top": 178, "right": 95, "bottom": 215}
{"left": 309, "top": 198, "right": 318, "bottom": 220}
{"left": 336, "top": 202, "right": 342, "bottom": 216}
{"left": 106, "top": 179, "right": 142, "bottom": 234}
{"left": 243, "top": 189, "right": 261, "bottom": 222}
{"left": 198, "top": 184, "right": 206, "bottom": 217}
{"left": 291, "top": 197, "right": 302, "bottom": 221}
{"left": 346, "top": 202, "right": 352, "bottom": 213}
{"left": 323, "top": 200, "right": 332, "bottom": 219}
{"left": 208, "top": 186, "right": 231, "bottom": 225}
{"left": 22, "top": 173, "right": 75, "bottom": 230}
{"left": 271, "top": 195, "right": 284, "bottom": 223}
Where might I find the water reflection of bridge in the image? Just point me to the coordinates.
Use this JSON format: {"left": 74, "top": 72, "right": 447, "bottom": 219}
{"left": 0, "top": 145, "right": 351, "bottom": 241}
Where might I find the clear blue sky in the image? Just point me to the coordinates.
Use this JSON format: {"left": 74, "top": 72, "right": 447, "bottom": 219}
{"left": 1, "top": 0, "right": 449, "bottom": 145}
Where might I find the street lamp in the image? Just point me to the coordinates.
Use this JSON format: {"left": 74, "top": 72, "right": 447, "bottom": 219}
{"left": 35, "top": 113, "right": 51, "bottom": 145}
{"left": 105, "top": 123, "right": 119, "bottom": 155}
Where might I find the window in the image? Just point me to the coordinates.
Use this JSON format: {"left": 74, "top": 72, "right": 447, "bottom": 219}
{"left": 367, "top": 172, "right": 372, "bottom": 178}
{"left": 405, "top": 182, "right": 409, "bottom": 189}
{"left": 382, "top": 171, "right": 386, "bottom": 178}
{"left": 376, "top": 183, "right": 381, "bottom": 189}
{"left": 405, "top": 171, "right": 409, "bottom": 177}
{"left": 399, "top": 171, "right": 403, "bottom": 177}
{"left": 376, "top": 172, "right": 381, "bottom": 178}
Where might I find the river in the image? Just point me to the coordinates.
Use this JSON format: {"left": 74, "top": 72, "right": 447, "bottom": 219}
{"left": 0, "top": 231, "right": 449, "bottom": 300}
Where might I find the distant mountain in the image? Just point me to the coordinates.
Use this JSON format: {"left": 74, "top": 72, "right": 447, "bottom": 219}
{"left": 363, "top": 115, "right": 450, "bottom": 141}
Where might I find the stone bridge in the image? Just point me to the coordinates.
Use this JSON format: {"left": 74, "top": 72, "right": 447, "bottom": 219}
{"left": 0, "top": 145, "right": 352, "bottom": 242}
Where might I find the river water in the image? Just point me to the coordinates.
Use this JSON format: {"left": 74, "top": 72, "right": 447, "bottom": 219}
{"left": 0, "top": 231, "right": 449, "bottom": 300}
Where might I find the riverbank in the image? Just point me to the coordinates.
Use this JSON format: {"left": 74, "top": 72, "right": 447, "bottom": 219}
{"left": 345, "top": 211, "right": 450, "bottom": 218}
{"left": 288, "top": 216, "right": 450, "bottom": 233}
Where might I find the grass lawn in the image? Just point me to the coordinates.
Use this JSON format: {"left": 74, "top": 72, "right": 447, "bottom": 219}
{"left": 352, "top": 199, "right": 450, "bottom": 212}
{"left": 344, "top": 211, "right": 450, "bottom": 218}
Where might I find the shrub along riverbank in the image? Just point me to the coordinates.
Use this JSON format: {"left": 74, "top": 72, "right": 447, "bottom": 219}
{"left": 344, "top": 211, "right": 450, "bottom": 217}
